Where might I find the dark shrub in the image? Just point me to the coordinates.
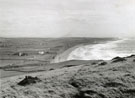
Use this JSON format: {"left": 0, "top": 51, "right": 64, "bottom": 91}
{"left": 98, "top": 61, "right": 107, "bottom": 66}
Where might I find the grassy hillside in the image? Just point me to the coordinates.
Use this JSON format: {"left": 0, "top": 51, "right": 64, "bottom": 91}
{"left": 1, "top": 55, "right": 135, "bottom": 98}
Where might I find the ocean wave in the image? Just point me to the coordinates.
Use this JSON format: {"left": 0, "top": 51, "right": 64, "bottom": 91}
{"left": 52, "top": 38, "right": 135, "bottom": 63}
{"left": 67, "top": 39, "right": 132, "bottom": 60}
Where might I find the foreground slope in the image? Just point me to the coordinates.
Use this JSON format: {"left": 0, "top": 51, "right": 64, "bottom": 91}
{"left": 1, "top": 55, "right": 135, "bottom": 98}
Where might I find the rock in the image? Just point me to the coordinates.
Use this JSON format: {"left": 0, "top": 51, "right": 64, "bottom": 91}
{"left": 126, "top": 54, "right": 135, "bottom": 58}
{"left": 17, "top": 76, "right": 41, "bottom": 86}
{"left": 111, "top": 57, "right": 126, "bottom": 63}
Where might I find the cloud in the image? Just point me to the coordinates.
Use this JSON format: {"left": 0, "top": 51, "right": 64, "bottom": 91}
{"left": 0, "top": 0, "right": 135, "bottom": 37}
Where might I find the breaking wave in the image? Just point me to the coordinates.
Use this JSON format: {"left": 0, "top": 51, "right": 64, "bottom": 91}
{"left": 67, "top": 39, "right": 134, "bottom": 61}
{"left": 52, "top": 38, "right": 135, "bottom": 63}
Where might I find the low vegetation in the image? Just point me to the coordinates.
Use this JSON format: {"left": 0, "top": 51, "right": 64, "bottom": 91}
{"left": 1, "top": 55, "right": 135, "bottom": 98}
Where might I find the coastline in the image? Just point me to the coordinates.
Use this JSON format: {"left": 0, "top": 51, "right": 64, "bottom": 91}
{"left": 52, "top": 38, "right": 123, "bottom": 63}
{"left": 0, "top": 38, "right": 116, "bottom": 78}
{"left": 51, "top": 44, "right": 84, "bottom": 63}
{"left": 1, "top": 38, "right": 135, "bottom": 98}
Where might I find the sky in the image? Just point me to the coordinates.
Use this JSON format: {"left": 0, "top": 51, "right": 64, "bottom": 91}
{"left": 0, "top": 0, "right": 135, "bottom": 38}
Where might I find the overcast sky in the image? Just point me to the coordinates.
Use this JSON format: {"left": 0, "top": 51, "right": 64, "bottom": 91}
{"left": 0, "top": 0, "right": 135, "bottom": 38}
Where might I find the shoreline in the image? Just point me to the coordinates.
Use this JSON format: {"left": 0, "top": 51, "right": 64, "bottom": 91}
{"left": 51, "top": 44, "right": 84, "bottom": 63}
{"left": 52, "top": 38, "right": 122, "bottom": 63}
{"left": 0, "top": 37, "right": 117, "bottom": 78}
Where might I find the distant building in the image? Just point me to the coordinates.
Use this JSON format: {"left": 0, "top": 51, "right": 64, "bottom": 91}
{"left": 13, "top": 52, "right": 28, "bottom": 56}
{"left": 38, "top": 51, "right": 44, "bottom": 55}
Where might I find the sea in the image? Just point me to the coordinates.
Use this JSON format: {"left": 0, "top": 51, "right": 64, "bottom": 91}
{"left": 67, "top": 38, "right": 135, "bottom": 61}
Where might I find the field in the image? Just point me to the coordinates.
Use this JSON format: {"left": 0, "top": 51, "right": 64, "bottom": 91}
{"left": 2, "top": 38, "right": 135, "bottom": 98}
{"left": 0, "top": 37, "right": 114, "bottom": 78}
